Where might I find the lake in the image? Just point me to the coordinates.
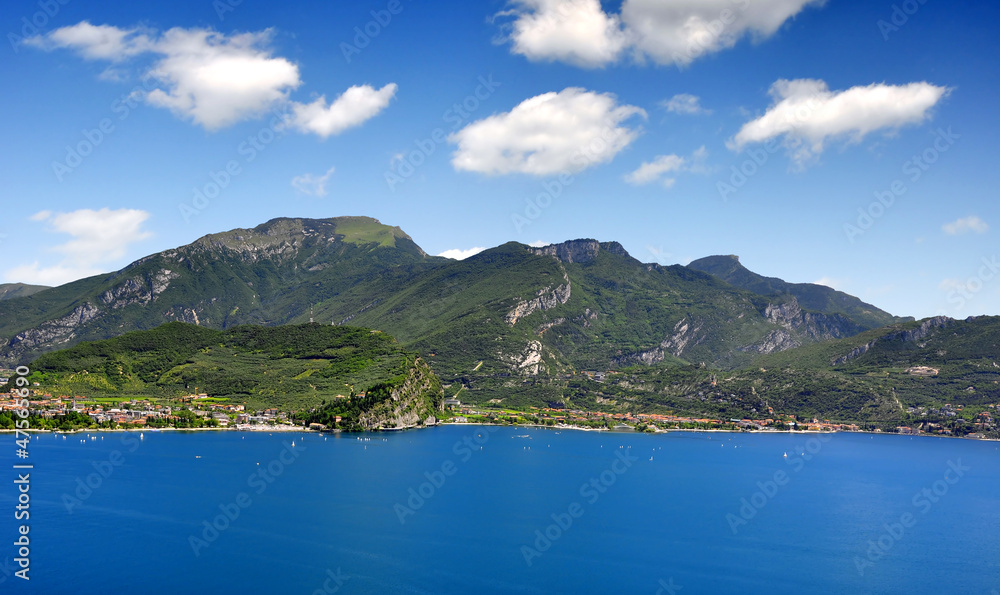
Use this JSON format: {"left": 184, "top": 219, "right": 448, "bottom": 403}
{"left": 2, "top": 426, "right": 998, "bottom": 594}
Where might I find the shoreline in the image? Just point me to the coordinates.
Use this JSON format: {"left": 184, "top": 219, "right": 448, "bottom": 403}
{"left": 4, "top": 422, "right": 996, "bottom": 442}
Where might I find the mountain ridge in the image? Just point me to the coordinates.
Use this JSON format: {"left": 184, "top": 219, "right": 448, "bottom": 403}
{"left": 0, "top": 217, "right": 908, "bottom": 389}
{"left": 688, "top": 254, "right": 910, "bottom": 329}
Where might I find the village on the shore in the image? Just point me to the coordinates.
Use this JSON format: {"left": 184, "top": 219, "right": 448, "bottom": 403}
{"left": 3, "top": 377, "right": 998, "bottom": 438}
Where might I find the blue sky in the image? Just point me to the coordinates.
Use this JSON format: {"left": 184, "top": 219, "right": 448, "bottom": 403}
{"left": 1, "top": 0, "right": 997, "bottom": 320}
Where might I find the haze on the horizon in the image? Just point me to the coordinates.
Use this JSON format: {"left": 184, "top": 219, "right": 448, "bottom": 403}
{"left": 1, "top": 0, "right": 997, "bottom": 321}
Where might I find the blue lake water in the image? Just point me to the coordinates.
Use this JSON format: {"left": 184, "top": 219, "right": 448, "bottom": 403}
{"left": 1, "top": 426, "right": 998, "bottom": 594}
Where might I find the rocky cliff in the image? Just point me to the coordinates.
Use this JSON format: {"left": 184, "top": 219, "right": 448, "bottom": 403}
{"left": 832, "top": 316, "right": 953, "bottom": 365}
{"left": 530, "top": 239, "right": 628, "bottom": 263}
{"left": 358, "top": 357, "right": 444, "bottom": 430}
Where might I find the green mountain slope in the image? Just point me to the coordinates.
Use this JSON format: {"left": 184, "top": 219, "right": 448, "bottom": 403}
{"left": 0, "top": 283, "right": 49, "bottom": 300}
{"left": 727, "top": 315, "right": 1000, "bottom": 425}
{"left": 488, "top": 316, "right": 998, "bottom": 434}
{"left": 0, "top": 216, "right": 443, "bottom": 365}
{"left": 4, "top": 215, "right": 994, "bottom": 431}
{"left": 20, "top": 322, "right": 443, "bottom": 429}
{"left": 315, "top": 239, "right": 877, "bottom": 407}
{"left": 0, "top": 222, "right": 882, "bottom": 378}
{"left": 0, "top": 217, "right": 918, "bottom": 412}
{"left": 688, "top": 255, "right": 909, "bottom": 330}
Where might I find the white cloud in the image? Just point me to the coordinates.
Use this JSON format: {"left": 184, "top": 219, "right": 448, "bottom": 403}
{"left": 942, "top": 216, "right": 988, "bottom": 235}
{"left": 22, "top": 21, "right": 153, "bottom": 60}
{"left": 661, "top": 93, "right": 710, "bottom": 115}
{"left": 813, "top": 276, "right": 845, "bottom": 290}
{"left": 621, "top": 0, "right": 824, "bottom": 66}
{"left": 938, "top": 278, "right": 964, "bottom": 292}
{"left": 498, "top": 0, "right": 628, "bottom": 68}
{"left": 495, "top": 0, "right": 824, "bottom": 68}
{"left": 7, "top": 208, "right": 152, "bottom": 286}
{"left": 291, "top": 166, "right": 336, "bottom": 197}
{"left": 290, "top": 84, "right": 397, "bottom": 138}
{"left": 528, "top": 240, "right": 549, "bottom": 247}
{"left": 646, "top": 245, "right": 672, "bottom": 263}
{"left": 437, "top": 247, "right": 486, "bottom": 260}
{"left": 626, "top": 154, "right": 685, "bottom": 187}
{"left": 6, "top": 263, "right": 105, "bottom": 287}
{"left": 144, "top": 28, "right": 300, "bottom": 129}
{"left": 448, "top": 87, "right": 645, "bottom": 176}
{"left": 625, "top": 146, "right": 708, "bottom": 188}
{"left": 25, "top": 22, "right": 395, "bottom": 134}
{"left": 728, "top": 79, "right": 949, "bottom": 165}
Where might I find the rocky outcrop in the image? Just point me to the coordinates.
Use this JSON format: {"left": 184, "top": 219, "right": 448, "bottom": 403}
{"left": 530, "top": 239, "right": 628, "bottom": 263}
{"left": 505, "top": 272, "right": 572, "bottom": 326}
{"left": 736, "top": 298, "right": 864, "bottom": 354}
{"left": 763, "top": 298, "right": 863, "bottom": 340}
{"left": 100, "top": 269, "right": 179, "bottom": 309}
{"left": 536, "top": 318, "right": 566, "bottom": 335}
{"left": 498, "top": 340, "right": 546, "bottom": 375}
{"left": 164, "top": 307, "right": 201, "bottom": 325}
{"left": 628, "top": 317, "right": 706, "bottom": 364}
{"left": 745, "top": 329, "right": 801, "bottom": 354}
{"left": 358, "top": 358, "right": 444, "bottom": 430}
{"left": 6, "top": 303, "right": 100, "bottom": 360}
{"left": 832, "top": 316, "right": 953, "bottom": 365}
{"left": 2, "top": 269, "right": 182, "bottom": 364}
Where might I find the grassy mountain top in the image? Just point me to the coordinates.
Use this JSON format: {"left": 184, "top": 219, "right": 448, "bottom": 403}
{"left": 688, "top": 255, "right": 907, "bottom": 330}
{"left": 191, "top": 216, "right": 427, "bottom": 256}
{"left": 22, "top": 322, "right": 443, "bottom": 415}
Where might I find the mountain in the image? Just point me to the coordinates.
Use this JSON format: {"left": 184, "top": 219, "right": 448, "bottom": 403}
{"left": 0, "top": 283, "right": 49, "bottom": 300}
{"left": 687, "top": 255, "right": 910, "bottom": 330}
{"left": 0, "top": 216, "right": 441, "bottom": 365}
{"left": 487, "top": 314, "right": 999, "bottom": 433}
{"left": 0, "top": 216, "right": 911, "bottom": 407}
{"left": 705, "top": 315, "right": 1000, "bottom": 428}
{"left": 20, "top": 322, "right": 443, "bottom": 430}
{"left": 315, "top": 238, "right": 875, "bottom": 379}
